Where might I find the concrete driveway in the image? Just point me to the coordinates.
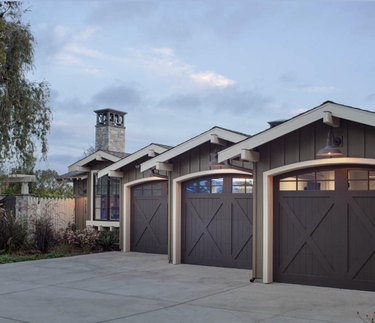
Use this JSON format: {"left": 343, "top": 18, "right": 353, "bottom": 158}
{"left": 0, "top": 252, "right": 373, "bottom": 323}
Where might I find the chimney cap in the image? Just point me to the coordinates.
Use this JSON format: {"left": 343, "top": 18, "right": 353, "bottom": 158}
{"left": 94, "top": 108, "right": 127, "bottom": 116}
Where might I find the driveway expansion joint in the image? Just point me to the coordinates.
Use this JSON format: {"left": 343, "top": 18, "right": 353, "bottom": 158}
{"left": 94, "top": 282, "right": 251, "bottom": 323}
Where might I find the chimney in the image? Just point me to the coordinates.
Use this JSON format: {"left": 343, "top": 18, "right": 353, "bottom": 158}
{"left": 94, "top": 109, "right": 127, "bottom": 153}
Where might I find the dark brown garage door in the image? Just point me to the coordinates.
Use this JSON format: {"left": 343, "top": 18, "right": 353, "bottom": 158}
{"left": 131, "top": 181, "right": 168, "bottom": 254}
{"left": 274, "top": 167, "right": 375, "bottom": 291}
{"left": 182, "top": 175, "right": 253, "bottom": 269}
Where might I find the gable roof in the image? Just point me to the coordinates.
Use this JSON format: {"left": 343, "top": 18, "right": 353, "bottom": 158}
{"left": 140, "top": 126, "right": 250, "bottom": 172}
{"left": 68, "top": 150, "right": 122, "bottom": 172}
{"left": 97, "top": 143, "right": 172, "bottom": 178}
{"left": 218, "top": 101, "right": 375, "bottom": 163}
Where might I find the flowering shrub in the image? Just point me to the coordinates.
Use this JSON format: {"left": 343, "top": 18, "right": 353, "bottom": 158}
{"left": 60, "top": 224, "right": 99, "bottom": 252}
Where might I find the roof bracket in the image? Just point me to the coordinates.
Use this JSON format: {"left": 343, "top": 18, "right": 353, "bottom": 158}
{"left": 148, "top": 149, "right": 156, "bottom": 157}
{"left": 107, "top": 170, "right": 123, "bottom": 178}
{"left": 210, "top": 134, "right": 227, "bottom": 146}
{"left": 323, "top": 111, "right": 340, "bottom": 128}
{"left": 240, "top": 149, "right": 260, "bottom": 162}
{"left": 156, "top": 162, "right": 173, "bottom": 172}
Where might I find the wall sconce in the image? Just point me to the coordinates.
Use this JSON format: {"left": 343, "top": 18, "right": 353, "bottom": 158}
{"left": 316, "top": 128, "right": 343, "bottom": 158}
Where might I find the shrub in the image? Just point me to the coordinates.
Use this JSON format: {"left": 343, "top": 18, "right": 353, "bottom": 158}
{"left": 75, "top": 227, "right": 99, "bottom": 252}
{"left": 97, "top": 229, "right": 119, "bottom": 251}
{"left": 31, "top": 215, "right": 57, "bottom": 253}
{"left": 0, "top": 208, "right": 28, "bottom": 253}
{"left": 60, "top": 225, "right": 99, "bottom": 252}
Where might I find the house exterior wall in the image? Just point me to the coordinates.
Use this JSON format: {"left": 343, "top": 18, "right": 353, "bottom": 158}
{"left": 73, "top": 178, "right": 88, "bottom": 229}
{"left": 254, "top": 118, "right": 375, "bottom": 278}
{"left": 170, "top": 142, "right": 252, "bottom": 180}
{"left": 121, "top": 155, "right": 165, "bottom": 183}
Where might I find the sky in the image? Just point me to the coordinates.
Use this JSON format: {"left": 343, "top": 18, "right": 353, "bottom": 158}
{"left": 20, "top": 0, "right": 375, "bottom": 174}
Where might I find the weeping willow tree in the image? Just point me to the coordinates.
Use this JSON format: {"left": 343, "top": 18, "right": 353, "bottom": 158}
{"left": 0, "top": 2, "right": 51, "bottom": 172}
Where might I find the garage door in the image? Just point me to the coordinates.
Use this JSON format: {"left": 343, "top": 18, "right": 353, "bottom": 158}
{"left": 274, "top": 167, "right": 375, "bottom": 291}
{"left": 182, "top": 175, "right": 253, "bottom": 269}
{"left": 131, "top": 181, "right": 168, "bottom": 254}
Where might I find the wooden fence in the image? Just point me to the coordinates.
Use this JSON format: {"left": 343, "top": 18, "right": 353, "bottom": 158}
{"left": 2, "top": 196, "right": 75, "bottom": 230}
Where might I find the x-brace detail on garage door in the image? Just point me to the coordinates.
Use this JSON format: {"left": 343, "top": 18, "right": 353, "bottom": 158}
{"left": 133, "top": 200, "right": 163, "bottom": 248}
{"left": 278, "top": 198, "right": 336, "bottom": 274}
{"left": 185, "top": 199, "right": 224, "bottom": 257}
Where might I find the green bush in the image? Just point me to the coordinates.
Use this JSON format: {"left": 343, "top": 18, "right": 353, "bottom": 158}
{"left": 0, "top": 208, "right": 28, "bottom": 253}
{"left": 97, "top": 229, "right": 119, "bottom": 251}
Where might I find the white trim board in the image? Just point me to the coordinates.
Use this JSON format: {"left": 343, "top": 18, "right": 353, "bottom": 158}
{"left": 122, "top": 176, "right": 168, "bottom": 252}
{"left": 141, "top": 127, "right": 249, "bottom": 172}
{"left": 69, "top": 150, "right": 120, "bottom": 172}
{"left": 172, "top": 169, "right": 252, "bottom": 265}
{"left": 97, "top": 144, "right": 170, "bottom": 178}
{"left": 218, "top": 102, "right": 375, "bottom": 163}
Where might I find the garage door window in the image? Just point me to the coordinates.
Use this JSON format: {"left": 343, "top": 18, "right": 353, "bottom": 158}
{"left": 279, "top": 171, "right": 335, "bottom": 191}
{"left": 185, "top": 178, "right": 223, "bottom": 194}
{"left": 133, "top": 182, "right": 162, "bottom": 196}
{"left": 232, "top": 178, "right": 253, "bottom": 193}
{"left": 348, "top": 170, "right": 375, "bottom": 190}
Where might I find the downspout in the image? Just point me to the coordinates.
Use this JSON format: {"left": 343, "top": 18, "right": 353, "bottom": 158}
{"left": 250, "top": 161, "right": 257, "bottom": 282}
{"left": 167, "top": 170, "right": 173, "bottom": 263}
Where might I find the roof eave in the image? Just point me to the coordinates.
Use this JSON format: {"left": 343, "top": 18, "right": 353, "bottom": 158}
{"left": 218, "top": 101, "right": 375, "bottom": 163}
{"left": 140, "top": 127, "right": 249, "bottom": 172}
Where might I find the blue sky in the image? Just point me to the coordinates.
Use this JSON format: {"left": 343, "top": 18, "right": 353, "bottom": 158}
{"left": 22, "top": 0, "right": 375, "bottom": 174}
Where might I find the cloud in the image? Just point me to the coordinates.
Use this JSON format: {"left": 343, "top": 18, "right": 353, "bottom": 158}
{"left": 191, "top": 71, "right": 235, "bottom": 88}
{"left": 157, "top": 93, "right": 202, "bottom": 112}
{"left": 155, "top": 85, "right": 271, "bottom": 117}
{"left": 92, "top": 83, "right": 143, "bottom": 108}
{"left": 140, "top": 47, "right": 235, "bottom": 89}
{"left": 87, "top": 1, "right": 156, "bottom": 25}
{"left": 366, "top": 93, "right": 375, "bottom": 102}
{"left": 279, "top": 72, "right": 337, "bottom": 94}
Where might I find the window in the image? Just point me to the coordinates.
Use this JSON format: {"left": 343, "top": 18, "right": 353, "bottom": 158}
{"left": 94, "top": 175, "right": 120, "bottom": 221}
{"left": 133, "top": 182, "right": 163, "bottom": 196}
{"left": 348, "top": 170, "right": 375, "bottom": 190}
{"left": 232, "top": 178, "right": 253, "bottom": 193}
{"left": 185, "top": 178, "right": 224, "bottom": 194}
{"left": 279, "top": 171, "right": 335, "bottom": 191}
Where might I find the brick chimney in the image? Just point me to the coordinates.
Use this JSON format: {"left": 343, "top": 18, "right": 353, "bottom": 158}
{"left": 94, "top": 109, "right": 126, "bottom": 153}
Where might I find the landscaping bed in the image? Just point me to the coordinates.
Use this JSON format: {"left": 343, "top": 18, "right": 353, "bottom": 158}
{"left": 0, "top": 207, "right": 119, "bottom": 264}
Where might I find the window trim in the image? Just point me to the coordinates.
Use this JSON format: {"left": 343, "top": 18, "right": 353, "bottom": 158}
{"left": 94, "top": 175, "right": 120, "bottom": 221}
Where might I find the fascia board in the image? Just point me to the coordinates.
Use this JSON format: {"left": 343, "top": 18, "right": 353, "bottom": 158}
{"left": 68, "top": 150, "right": 120, "bottom": 171}
{"left": 141, "top": 133, "right": 211, "bottom": 172}
{"left": 140, "top": 128, "right": 248, "bottom": 172}
{"left": 218, "top": 102, "right": 375, "bottom": 163}
{"left": 327, "top": 104, "right": 375, "bottom": 126}
{"left": 98, "top": 144, "right": 169, "bottom": 178}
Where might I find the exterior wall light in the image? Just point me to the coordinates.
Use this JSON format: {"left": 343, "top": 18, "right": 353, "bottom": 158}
{"left": 316, "top": 128, "right": 343, "bottom": 158}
